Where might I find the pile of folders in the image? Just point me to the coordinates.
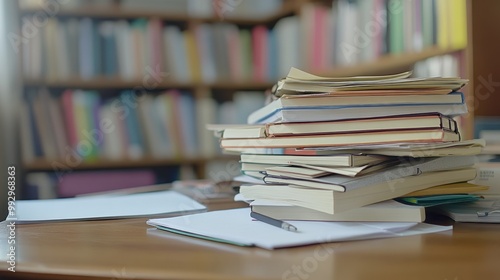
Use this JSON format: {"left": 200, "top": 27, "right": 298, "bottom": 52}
{"left": 210, "top": 68, "right": 488, "bottom": 222}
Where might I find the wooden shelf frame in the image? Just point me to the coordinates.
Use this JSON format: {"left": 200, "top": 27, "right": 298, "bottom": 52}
{"left": 314, "top": 46, "right": 466, "bottom": 77}
{"left": 18, "top": 1, "right": 298, "bottom": 25}
{"left": 23, "top": 78, "right": 275, "bottom": 91}
{"left": 23, "top": 155, "right": 239, "bottom": 171}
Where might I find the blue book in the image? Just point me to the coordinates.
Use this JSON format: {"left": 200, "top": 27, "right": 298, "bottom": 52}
{"left": 177, "top": 92, "right": 198, "bottom": 157}
{"left": 25, "top": 91, "right": 43, "bottom": 158}
{"left": 100, "top": 21, "right": 118, "bottom": 76}
{"left": 248, "top": 92, "right": 466, "bottom": 124}
{"left": 121, "top": 90, "right": 145, "bottom": 158}
{"left": 79, "top": 18, "right": 94, "bottom": 79}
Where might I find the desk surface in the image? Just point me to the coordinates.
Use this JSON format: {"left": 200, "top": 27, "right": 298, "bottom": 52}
{"left": 0, "top": 212, "right": 499, "bottom": 280}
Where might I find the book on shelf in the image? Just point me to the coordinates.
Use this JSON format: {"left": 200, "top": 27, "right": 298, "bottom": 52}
{"left": 221, "top": 128, "right": 460, "bottom": 149}
{"left": 240, "top": 168, "right": 477, "bottom": 214}
{"left": 20, "top": 0, "right": 467, "bottom": 83}
{"left": 21, "top": 89, "right": 221, "bottom": 163}
{"left": 219, "top": 113, "right": 457, "bottom": 139}
{"left": 262, "top": 156, "right": 477, "bottom": 192}
{"left": 250, "top": 199, "right": 425, "bottom": 223}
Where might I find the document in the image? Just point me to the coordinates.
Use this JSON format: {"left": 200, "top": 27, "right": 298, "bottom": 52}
{"left": 10, "top": 191, "right": 206, "bottom": 223}
{"left": 147, "top": 208, "right": 452, "bottom": 249}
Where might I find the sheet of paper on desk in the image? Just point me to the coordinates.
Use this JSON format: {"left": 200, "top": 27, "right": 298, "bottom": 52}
{"left": 10, "top": 191, "right": 206, "bottom": 223}
{"left": 147, "top": 208, "right": 452, "bottom": 249}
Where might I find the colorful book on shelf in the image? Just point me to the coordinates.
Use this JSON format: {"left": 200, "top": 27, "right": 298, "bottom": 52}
{"left": 176, "top": 92, "right": 199, "bottom": 158}
{"left": 261, "top": 156, "right": 477, "bottom": 192}
{"left": 121, "top": 91, "right": 146, "bottom": 159}
{"left": 241, "top": 168, "right": 477, "bottom": 214}
{"left": 250, "top": 199, "right": 425, "bottom": 222}
{"left": 221, "top": 113, "right": 457, "bottom": 139}
{"left": 252, "top": 25, "right": 268, "bottom": 82}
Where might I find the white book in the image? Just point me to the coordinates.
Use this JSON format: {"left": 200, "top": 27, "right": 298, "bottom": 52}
{"left": 196, "top": 97, "right": 218, "bottom": 157}
{"left": 163, "top": 26, "right": 190, "bottom": 82}
{"left": 275, "top": 16, "right": 301, "bottom": 77}
{"left": 115, "top": 20, "right": 135, "bottom": 80}
{"left": 99, "top": 104, "right": 123, "bottom": 160}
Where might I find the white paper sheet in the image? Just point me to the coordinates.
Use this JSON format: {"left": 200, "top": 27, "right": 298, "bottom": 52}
{"left": 147, "top": 208, "right": 451, "bottom": 249}
{"left": 9, "top": 191, "right": 206, "bottom": 223}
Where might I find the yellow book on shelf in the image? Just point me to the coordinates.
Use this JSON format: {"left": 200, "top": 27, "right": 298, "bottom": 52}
{"left": 184, "top": 30, "right": 202, "bottom": 82}
{"left": 449, "top": 0, "right": 467, "bottom": 49}
{"left": 436, "top": 0, "right": 451, "bottom": 48}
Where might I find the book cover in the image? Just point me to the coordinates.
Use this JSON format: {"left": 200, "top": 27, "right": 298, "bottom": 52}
{"left": 251, "top": 199, "right": 425, "bottom": 222}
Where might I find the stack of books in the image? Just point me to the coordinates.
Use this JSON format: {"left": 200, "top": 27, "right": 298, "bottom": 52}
{"left": 211, "top": 68, "right": 487, "bottom": 223}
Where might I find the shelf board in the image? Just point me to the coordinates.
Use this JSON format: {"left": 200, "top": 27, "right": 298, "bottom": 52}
{"left": 24, "top": 156, "right": 238, "bottom": 171}
{"left": 23, "top": 78, "right": 274, "bottom": 91}
{"left": 315, "top": 47, "right": 465, "bottom": 77}
{"left": 18, "top": 2, "right": 297, "bottom": 25}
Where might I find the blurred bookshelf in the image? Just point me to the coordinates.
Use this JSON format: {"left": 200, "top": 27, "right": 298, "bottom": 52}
{"left": 16, "top": 0, "right": 472, "bottom": 198}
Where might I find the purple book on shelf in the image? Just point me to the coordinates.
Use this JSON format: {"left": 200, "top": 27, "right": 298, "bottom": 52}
{"left": 58, "top": 170, "right": 156, "bottom": 197}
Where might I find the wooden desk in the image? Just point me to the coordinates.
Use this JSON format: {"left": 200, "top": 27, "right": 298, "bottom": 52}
{"left": 0, "top": 214, "right": 499, "bottom": 280}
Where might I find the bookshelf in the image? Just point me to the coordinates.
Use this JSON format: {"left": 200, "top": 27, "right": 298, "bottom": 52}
{"left": 17, "top": 0, "right": 472, "bottom": 198}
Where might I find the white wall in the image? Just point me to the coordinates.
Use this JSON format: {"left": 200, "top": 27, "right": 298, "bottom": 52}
{"left": 0, "top": 0, "right": 21, "bottom": 220}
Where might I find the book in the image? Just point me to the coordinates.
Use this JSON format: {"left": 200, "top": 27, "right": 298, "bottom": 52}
{"left": 261, "top": 165, "right": 331, "bottom": 179}
{"left": 401, "top": 182, "right": 489, "bottom": 197}
{"left": 240, "top": 168, "right": 477, "bottom": 214}
{"left": 248, "top": 92, "right": 464, "bottom": 125}
{"left": 292, "top": 139, "right": 485, "bottom": 158}
{"left": 250, "top": 199, "right": 425, "bottom": 222}
{"left": 263, "top": 156, "right": 477, "bottom": 192}
{"left": 432, "top": 197, "right": 500, "bottom": 223}
{"left": 222, "top": 113, "right": 457, "bottom": 139}
{"left": 240, "top": 153, "right": 387, "bottom": 167}
{"left": 273, "top": 68, "right": 467, "bottom": 96}
{"left": 272, "top": 161, "right": 398, "bottom": 177}
{"left": 471, "top": 162, "right": 500, "bottom": 196}
{"left": 250, "top": 103, "right": 468, "bottom": 124}
{"left": 221, "top": 128, "right": 460, "bottom": 149}
{"left": 396, "top": 194, "right": 481, "bottom": 207}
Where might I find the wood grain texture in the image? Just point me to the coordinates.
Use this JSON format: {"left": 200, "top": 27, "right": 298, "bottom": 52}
{"left": 0, "top": 213, "right": 499, "bottom": 280}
